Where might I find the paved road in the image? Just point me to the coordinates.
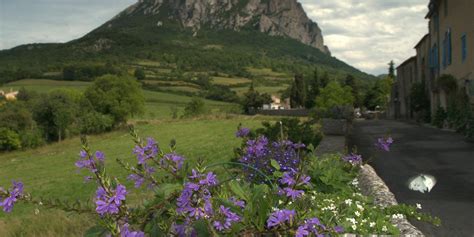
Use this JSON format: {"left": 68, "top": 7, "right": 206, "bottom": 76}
{"left": 349, "top": 120, "right": 474, "bottom": 237}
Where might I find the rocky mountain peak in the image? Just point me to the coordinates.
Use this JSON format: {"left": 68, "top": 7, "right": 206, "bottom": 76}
{"left": 112, "top": 0, "right": 330, "bottom": 54}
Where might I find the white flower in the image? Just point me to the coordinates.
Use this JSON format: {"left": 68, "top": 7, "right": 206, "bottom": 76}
{"left": 346, "top": 218, "right": 357, "bottom": 224}
{"left": 351, "top": 178, "right": 359, "bottom": 186}
{"left": 278, "top": 200, "right": 284, "bottom": 205}
{"left": 392, "top": 214, "right": 404, "bottom": 220}
{"left": 344, "top": 199, "right": 353, "bottom": 205}
{"left": 34, "top": 208, "right": 40, "bottom": 215}
{"left": 382, "top": 226, "right": 388, "bottom": 232}
{"left": 352, "top": 224, "right": 357, "bottom": 230}
{"left": 416, "top": 203, "right": 422, "bottom": 209}
{"left": 362, "top": 219, "right": 367, "bottom": 223}
{"left": 357, "top": 204, "right": 364, "bottom": 210}
{"left": 311, "top": 196, "right": 316, "bottom": 200}
{"left": 355, "top": 211, "right": 361, "bottom": 217}
{"left": 369, "top": 222, "right": 376, "bottom": 228}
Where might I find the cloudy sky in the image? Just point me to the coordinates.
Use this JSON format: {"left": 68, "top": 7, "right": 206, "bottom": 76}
{"left": 0, "top": 0, "right": 429, "bottom": 75}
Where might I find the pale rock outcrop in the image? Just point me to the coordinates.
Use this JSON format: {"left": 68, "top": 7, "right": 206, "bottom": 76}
{"left": 111, "top": 0, "right": 330, "bottom": 54}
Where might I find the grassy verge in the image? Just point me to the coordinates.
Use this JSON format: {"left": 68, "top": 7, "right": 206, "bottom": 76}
{"left": 0, "top": 117, "right": 269, "bottom": 236}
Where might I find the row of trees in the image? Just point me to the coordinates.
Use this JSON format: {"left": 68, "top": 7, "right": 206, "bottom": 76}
{"left": 0, "top": 75, "right": 144, "bottom": 151}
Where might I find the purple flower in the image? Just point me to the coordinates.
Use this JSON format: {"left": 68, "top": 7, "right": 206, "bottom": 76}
{"left": 127, "top": 174, "right": 145, "bottom": 188}
{"left": 199, "top": 172, "right": 218, "bottom": 186}
{"left": 342, "top": 153, "right": 363, "bottom": 165}
{"left": 240, "top": 136, "right": 304, "bottom": 182}
{"left": 235, "top": 127, "right": 250, "bottom": 138}
{"left": 120, "top": 223, "right": 145, "bottom": 237}
{"left": 376, "top": 137, "right": 394, "bottom": 152}
{"left": 213, "top": 205, "right": 241, "bottom": 232}
{"left": 161, "top": 153, "right": 184, "bottom": 173}
{"left": 229, "top": 197, "right": 245, "bottom": 209}
{"left": 172, "top": 222, "right": 197, "bottom": 237}
{"left": 133, "top": 138, "right": 159, "bottom": 164}
{"left": 267, "top": 209, "right": 296, "bottom": 228}
{"left": 282, "top": 187, "right": 304, "bottom": 200}
{"left": 280, "top": 172, "right": 297, "bottom": 186}
{"left": 76, "top": 150, "right": 105, "bottom": 173}
{"left": 296, "top": 217, "right": 342, "bottom": 236}
{"left": 0, "top": 181, "right": 23, "bottom": 213}
{"left": 177, "top": 172, "right": 219, "bottom": 220}
{"left": 95, "top": 184, "right": 127, "bottom": 215}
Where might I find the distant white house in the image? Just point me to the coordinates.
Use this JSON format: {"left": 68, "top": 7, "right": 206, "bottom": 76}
{"left": 263, "top": 95, "right": 290, "bottom": 110}
{"left": 0, "top": 89, "right": 19, "bottom": 101}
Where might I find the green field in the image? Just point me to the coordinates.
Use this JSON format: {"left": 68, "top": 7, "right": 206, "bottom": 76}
{"left": 0, "top": 79, "right": 91, "bottom": 93}
{"left": 0, "top": 117, "right": 269, "bottom": 236}
{"left": 232, "top": 85, "right": 289, "bottom": 96}
{"left": 1, "top": 79, "right": 240, "bottom": 120}
{"left": 211, "top": 76, "right": 251, "bottom": 85}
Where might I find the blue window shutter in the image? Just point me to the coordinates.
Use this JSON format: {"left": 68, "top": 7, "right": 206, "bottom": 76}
{"left": 442, "top": 37, "right": 447, "bottom": 68}
{"left": 448, "top": 29, "right": 452, "bottom": 65}
{"left": 462, "top": 34, "right": 467, "bottom": 62}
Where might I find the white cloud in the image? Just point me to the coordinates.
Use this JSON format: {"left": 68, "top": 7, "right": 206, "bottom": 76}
{"left": 300, "top": 0, "right": 429, "bottom": 75}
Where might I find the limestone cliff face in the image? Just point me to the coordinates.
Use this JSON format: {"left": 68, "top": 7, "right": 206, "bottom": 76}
{"left": 113, "top": 0, "right": 330, "bottom": 54}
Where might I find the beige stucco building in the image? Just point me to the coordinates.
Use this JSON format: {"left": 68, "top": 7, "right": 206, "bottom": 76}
{"left": 390, "top": 0, "right": 474, "bottom": 119}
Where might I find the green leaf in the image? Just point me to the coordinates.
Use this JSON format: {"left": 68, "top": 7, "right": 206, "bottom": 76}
{"left": 273, "top": 171, "right": 283, "bottom": 178}
{"left": 193, "top": 220, "right": 211, "bottom": 237}
{"left": 84, "top": 225, "right": 108, "bottom": 237}
{"left": 229, "top": 181, "right": 249, "bottom": 201}
{"left": 270, "top": 159, "right": 281, "bottom": 170}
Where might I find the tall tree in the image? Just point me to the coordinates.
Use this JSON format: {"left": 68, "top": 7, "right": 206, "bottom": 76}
{"left": 84, "top": 75, "right": 145, "bottom": 125}
{"left": 388, "top": 60, "right": 396, "bottom": 79}
{"left": 290, "top": 73, "right": 306, "bottom": 108}
{"left": 305, "top": 68, "right": 320, "bottom": 108}
{"left": 242, "top": 83, "right": 272, "bottom": 114}
{"left": 344, "top": 74, "right": 360, "bottom": 107}
{"left": 320, "top": 71, "right": 330, "bottom": 88}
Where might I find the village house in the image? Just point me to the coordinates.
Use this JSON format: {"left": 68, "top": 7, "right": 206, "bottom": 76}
{"left": 262, "top": 95, "right": 291, "bottom": 110}
{"left": 390, "top": 0, "right": 474, "bottom": 119}
{"left": 0, "top": 89, "right": 19, "bottom": 101}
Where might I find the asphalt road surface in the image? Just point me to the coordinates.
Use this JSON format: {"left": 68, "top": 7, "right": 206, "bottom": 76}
{"left": 349, "top": 120, "right": 474, "bottom": 237}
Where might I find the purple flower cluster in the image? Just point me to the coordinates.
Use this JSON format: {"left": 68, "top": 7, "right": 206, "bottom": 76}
{"left": 133, "top": 138, "right": 159, "bottom": 164}
{"left": 75, "top": 150, "right": 105, "bottom": 173}
{"left": 295, "top": 217, "right": 343, "bottom": 237}
{"left": 240, "top": 136, "right": 305, "bottom": 181}
{"left": 229, "top": 196, "right": 246, "bottom": 209}
{"left": 176, "top": 170, "right": 218, "bottom": 220}
{"left": 235, "top": 127, "right": 250, "bottom": 138}
{"left": 213, "top": 205, "right": 241, "bottom": 231}
{"left": 120, "top": 223, "right": 145, "bottom": 237}
{"left": 342, "top": 153, "right": 363, "bottom": 166}
{"left": 376, "top": 137, "right": 394, "bottom": 152}
{"left": 127, "top": 165, "right": 156, "bottom": 188}
{"left": 278, "top": 171, "right": 310, "bottom": 200}
{"left": 173, "top": 221, "right": 197, "bottom": 237}
{"left": 160, "top": 153, "right": 184, "bottom": 173}
{"left": 267, "top": 209, "right": 296, "bottom": 228}
{"left": 0, "top": 181, "right": 23, "bottom": 213}
{"left": 95, "top": 184, "right": 127, "bottom": 215}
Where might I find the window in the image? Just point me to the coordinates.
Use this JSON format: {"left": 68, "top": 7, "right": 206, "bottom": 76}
{"left": 462, "top": 34, "right": 467, "bottom": 63}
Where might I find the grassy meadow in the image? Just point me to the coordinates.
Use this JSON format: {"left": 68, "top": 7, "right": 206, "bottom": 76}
{"left": 0, "top": 77, "right": 285, "bottom": 236}
{"left": 0, "top": 114, "right": 271, "bottom": 236}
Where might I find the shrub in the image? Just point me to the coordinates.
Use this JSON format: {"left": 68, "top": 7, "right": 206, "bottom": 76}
{"left": 134, "top": 68, "right": 146, "bottom": 80}
{"left": 409, "top": 82, "right": 431, "bottom": 123}
{"left": 78, "top": 111, "right": 115, "bottom": 134}
{"left": 182, "top": 97, "right": 206, "bottom": 118}
{"left": 84, "top": 75, "right": 145, "bottom": 125}
{"left": 432, "top": 107, "right": 447, "bottom": 128}
{"left": 254, "top": 118, "right": 323, "bottom": 148}
{"left": 0, "top": 128, "right": 21, "bottom": 151}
